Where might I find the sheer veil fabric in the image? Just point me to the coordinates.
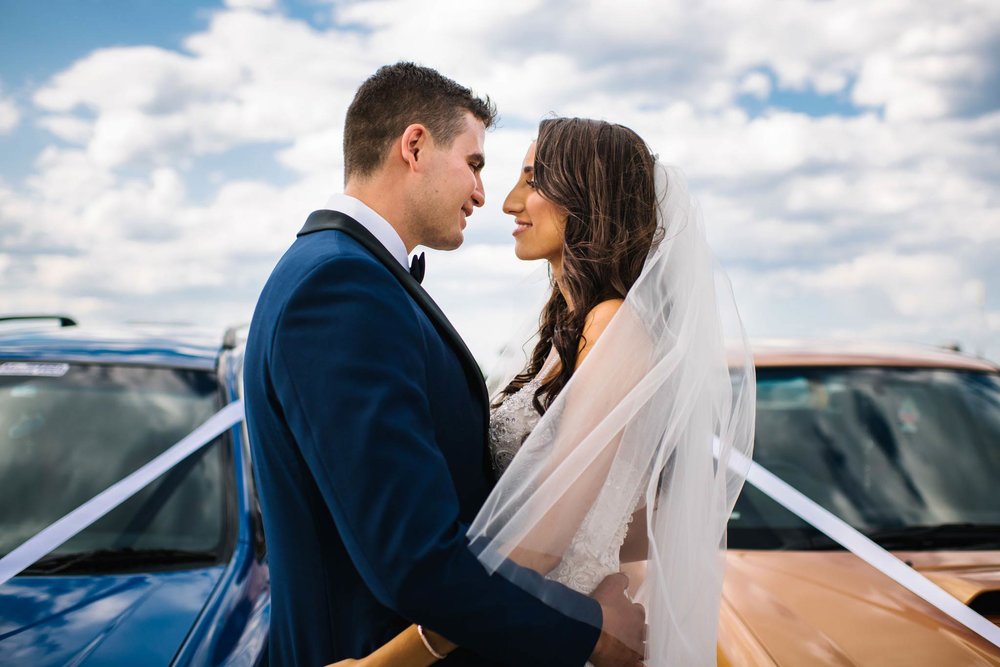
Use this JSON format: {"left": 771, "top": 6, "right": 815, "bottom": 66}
{"left": 468, "top": 164, "right": 756, "bottom": 666}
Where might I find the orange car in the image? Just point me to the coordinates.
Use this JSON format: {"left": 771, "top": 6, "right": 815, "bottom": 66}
{"left": 718, "top": 341, "right": 1000, "bottom": 665}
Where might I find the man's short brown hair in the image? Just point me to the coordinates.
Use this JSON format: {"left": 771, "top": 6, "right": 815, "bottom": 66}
{"left": 343, "top": 62, "right": 497, "bottom": 181}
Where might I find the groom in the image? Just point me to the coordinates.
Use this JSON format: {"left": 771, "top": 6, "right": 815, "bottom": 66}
{"left": 244, "top": 62, "right": 643, "bottom": 666}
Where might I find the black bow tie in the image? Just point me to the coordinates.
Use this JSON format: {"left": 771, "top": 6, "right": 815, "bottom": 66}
{"left": 409, "top": 252, "right": 425, "bottom": 284}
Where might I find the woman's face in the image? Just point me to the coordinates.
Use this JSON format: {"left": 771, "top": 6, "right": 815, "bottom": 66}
{"left": 503, "top": 143, "right": 567, "bottom": 268}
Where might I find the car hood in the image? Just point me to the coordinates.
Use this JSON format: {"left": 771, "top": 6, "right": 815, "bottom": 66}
{"left": 0, "top": 567, "right": 224, "bottom": 666}
{"left": 719, "top": 550, "right": 1000, "bottom": 666}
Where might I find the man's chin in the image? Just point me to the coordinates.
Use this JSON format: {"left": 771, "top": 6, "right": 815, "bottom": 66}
{"left": 427, "top": 232, "right": 464, "bottom": 251}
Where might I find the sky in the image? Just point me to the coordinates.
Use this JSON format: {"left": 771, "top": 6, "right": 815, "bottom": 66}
{"left": 1, "top": 0, "right": 998, "bottom": 365}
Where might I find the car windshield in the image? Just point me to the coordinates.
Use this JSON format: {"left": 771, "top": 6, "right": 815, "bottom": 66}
{"left": 729, "top": 367, "right": 1000, "bottom": 550}
{"left": 0, "top": 362, "right": 231, "bottom": 572}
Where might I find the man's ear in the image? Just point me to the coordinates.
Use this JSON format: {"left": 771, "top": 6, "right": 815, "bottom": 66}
{"left": 400, "top": 123, "right": 428, "bottom": 171}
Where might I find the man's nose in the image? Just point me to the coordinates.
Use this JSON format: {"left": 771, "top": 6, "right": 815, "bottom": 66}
{"left": 471, "top": 175, "right": 485, "bottom": 208}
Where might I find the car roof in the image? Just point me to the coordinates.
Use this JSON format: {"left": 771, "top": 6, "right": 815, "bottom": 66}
{"left": 750, "top": 338, "right": 998, "bottom": 372}
{"left": 0, "top": 323, "right": 227, "bottom": 370}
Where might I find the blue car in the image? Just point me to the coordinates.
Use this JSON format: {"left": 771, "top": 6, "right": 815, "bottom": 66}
{"left": 0, "top": 316, "right": 269, "bottom": 665}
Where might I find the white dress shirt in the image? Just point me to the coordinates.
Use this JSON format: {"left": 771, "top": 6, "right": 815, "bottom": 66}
{"left": 324, "top": 193, "right": 410, "bottom": 270}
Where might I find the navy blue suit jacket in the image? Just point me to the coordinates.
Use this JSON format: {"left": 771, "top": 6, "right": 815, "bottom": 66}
{"left": 243, "top": 211, "right": 602, "bottom": 666}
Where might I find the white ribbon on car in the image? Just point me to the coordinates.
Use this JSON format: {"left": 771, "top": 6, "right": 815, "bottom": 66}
{"left": 727, "top": 444, "right": 1000, "bottom": 649}
{"left": 0, "top": 400, "right": 245, "bottom": 588}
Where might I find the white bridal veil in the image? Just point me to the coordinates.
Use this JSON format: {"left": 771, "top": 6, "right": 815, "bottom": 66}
{"left": 468, "top": 163, "right": 756, "bottom": 666}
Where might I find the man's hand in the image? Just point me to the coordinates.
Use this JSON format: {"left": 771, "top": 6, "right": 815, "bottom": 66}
{"left": 589, "top": 573, "right": 645, "bottom": 667}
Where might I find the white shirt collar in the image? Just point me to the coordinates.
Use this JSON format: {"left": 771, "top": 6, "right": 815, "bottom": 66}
{"left": 324, "top": 193, "right": 410, "bottom": 269}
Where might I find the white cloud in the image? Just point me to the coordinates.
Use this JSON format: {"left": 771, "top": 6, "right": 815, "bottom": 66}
{"left": 1, "top": 0, "right": 998, "bottom": 364}
{"left": 224, "top": 0, "right": 278, "bottom": 9}
{"left": 799, "top": 252, "right": 967, "bottom": 317}
{"left": 34, "top": 46, "right": 238, "bottom": 114}
{"left": 26, "top": 148, "right": 116, "bottom": 213}
{"left": 276, "top": 126, "right": 343, "bottom": 178}
{"left": 727, "top": 254, "right": 995, "bottom": 358}
{"left": 31, "top": 13, "right": 371, "bottom": 169}
{"left": 0, "top": 94, "right": 19, "bottom": 134}
{"left": 738, "top": 72, "right": 771, "bottom": 100}
{"left": 37, "top": 115, "right": 92, "bottom": 143}
{"left": 852, "top": 3, "right": 1000, "bottom": 120}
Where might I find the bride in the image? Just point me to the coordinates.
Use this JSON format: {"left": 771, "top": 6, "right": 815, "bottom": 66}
{"left": 333, "top": 117, "right": 755, "bottom": 666}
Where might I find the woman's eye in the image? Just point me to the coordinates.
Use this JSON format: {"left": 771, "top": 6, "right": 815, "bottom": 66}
{"left": 526, "top": 179, "right": 537, "bottom": 188}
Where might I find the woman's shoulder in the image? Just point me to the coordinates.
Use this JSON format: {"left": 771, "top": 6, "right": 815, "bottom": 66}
{"left": 585, "top": 299, "right": 624, "bottom": 328}
{"left": 575, "top": 298, "right": 624, "bottom": 368}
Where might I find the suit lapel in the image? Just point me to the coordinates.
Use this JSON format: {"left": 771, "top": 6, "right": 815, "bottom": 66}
{"left": 298, "top": 209, "right": 491, "bottom": 426}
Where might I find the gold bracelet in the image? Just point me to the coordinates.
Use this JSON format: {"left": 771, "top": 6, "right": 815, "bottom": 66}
{"left": 417, "top": 625, "right": 447, "bottom": 660}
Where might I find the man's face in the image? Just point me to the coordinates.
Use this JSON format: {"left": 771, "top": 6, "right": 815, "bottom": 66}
{"left": 411, "top": 112, "right": 486, "bottom": 250}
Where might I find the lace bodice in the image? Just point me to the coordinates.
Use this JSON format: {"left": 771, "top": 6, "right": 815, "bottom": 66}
{"left": 487, "top": 357, "right": 638, "bottom": 596}
{"left": 488, "top": 364, "right": 549, "bottom": 479}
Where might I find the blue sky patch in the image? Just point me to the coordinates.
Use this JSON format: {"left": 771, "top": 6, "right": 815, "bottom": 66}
{"left": 737, "top": 68, "right": 876, "bottom": 119}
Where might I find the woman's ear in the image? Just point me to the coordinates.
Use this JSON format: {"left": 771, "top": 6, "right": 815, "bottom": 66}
{"left": 400, "top": 123, "right": 428, "bottom": 170}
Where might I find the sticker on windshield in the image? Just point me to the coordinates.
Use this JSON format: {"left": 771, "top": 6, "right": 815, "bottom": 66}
{"left": 0, "top": 362, "right": 70, "bottom": 377}
{"left": 897, "top": 397, "right": 920, "bottom": 433}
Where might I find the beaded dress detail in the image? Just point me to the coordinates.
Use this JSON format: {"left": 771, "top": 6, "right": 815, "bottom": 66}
{"left": 487, "top": 356, "right": 555, "bottom": 481}
{"left": 488, "top": 353, "right": 641, "bottom": 597}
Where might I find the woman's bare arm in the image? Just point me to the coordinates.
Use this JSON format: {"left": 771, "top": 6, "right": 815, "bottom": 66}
{"left": 325, "top": 626, "right": 455, "bottom": 667}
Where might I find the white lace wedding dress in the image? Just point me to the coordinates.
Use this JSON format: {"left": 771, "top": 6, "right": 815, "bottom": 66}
{"left": 488, "top": 354, "right": 642, "bottom": 597}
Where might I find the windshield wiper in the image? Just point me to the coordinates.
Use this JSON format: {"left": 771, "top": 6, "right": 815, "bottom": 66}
{"left": 777, "top": 532, "right": 842, "bottom": 551}
{"left": 736, "top": 524, "right": 1000, "bottom": 551}
{"left": 728, "top": 527, "right": 844, "bottom": 551}
{"left": 863, "top": 523, "right": 1000, "bottom": 550}
{"left": 21, "top": 547, "right": 220, "bottom": 575}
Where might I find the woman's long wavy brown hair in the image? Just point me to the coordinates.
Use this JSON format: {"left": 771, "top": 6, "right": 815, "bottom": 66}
{"left": 496, "top": 117, "right": 662, "bottom": 414}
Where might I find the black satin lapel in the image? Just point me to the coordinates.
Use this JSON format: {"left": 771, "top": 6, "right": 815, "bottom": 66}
{"left": 298, "top": 210, "right": 490, "bottom": 417}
